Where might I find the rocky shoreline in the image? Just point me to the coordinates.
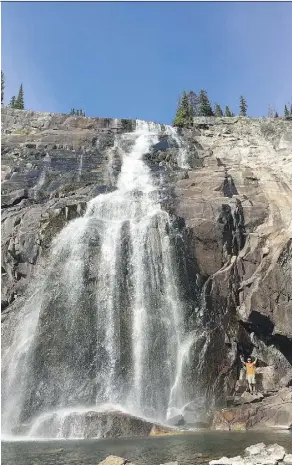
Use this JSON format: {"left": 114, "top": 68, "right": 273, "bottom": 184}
{"left": 97, "top": 443, "right": 292, "bottom": 465}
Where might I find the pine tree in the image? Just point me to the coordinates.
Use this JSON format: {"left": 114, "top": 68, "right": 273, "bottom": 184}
{"left": 290, "top": 105, "right": 292, "bottom": 116}
{"left": 173, "top": 91, "right": 193, "bottom": 127}
{"left": 188, "top": 91, "right": 198, "bottom": 116}
{"left": 9, "top": 96, "right": 16, "bottom": 108}
{"left": 284, "top": 105, "right": 289, "bottom": 117}
{"left": 239, "top": 95, "right": 247, "bottom": 116}
{"left": 214, "top": 103, "right": 223, "bottom": 117}
{"left": 274, "top": 112, "right": 279, "bottom": 118}
{"left": 225, "top": 106, "right": 232, "bottom": 117}
{"left": 197, "top": 90, "right": 214, "bottom": 116}
{"left": 15, "top": 84, "right": 24, "bottom": 109}
{"left": 1, "top": 71, "right": 4, "bottom": 104}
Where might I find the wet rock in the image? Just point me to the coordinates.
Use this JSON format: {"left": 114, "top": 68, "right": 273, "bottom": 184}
{"left": 149, "top": 425, "right": 177, "bottom": 436}
{"left": 24, "top": 409, "right": 177, "bottom": 440}
{"left": 167, "top": 414, "right": 185, "bottom": 426}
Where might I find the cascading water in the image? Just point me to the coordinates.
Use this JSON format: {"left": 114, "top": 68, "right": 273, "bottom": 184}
{"left": 2, "top": 121, "right": 195, "bottom": 439}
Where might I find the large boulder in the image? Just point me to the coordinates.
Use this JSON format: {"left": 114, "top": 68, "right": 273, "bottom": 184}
{"left": 19, "top": 409, "right": 176, "bottom": 439}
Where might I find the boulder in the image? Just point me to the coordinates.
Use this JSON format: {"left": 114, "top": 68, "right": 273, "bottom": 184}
{"left": 210, "top": 443, "right": 288, "bottom": 465}
{"left": 284, "top": 455, "right": 292, "bottom": 465}
{"left": 166, "top": 414, "right": 185, "bottom": 427}
{"left": 234, "top": 392, "right": 264, "bottom": 405}
{"left": 25, "top": 409, "right": 176, "bottom": 439}
{"left": 244, "top": 443, "right": 266, "bottom": 455}
{"left": 98, "top": 456, "right": 135, "bottom": 465}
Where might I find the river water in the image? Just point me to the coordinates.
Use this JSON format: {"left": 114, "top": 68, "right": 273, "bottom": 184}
{"left": 2, "top": 431, "right": 292, "bottom": 465}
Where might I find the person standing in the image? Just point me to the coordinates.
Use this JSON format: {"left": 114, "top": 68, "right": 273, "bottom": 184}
{"left": 240, "top": 355, "right": 257, "bottom": 394}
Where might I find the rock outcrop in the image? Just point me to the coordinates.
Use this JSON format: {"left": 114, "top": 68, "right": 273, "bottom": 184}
{"left": 210, "top": 442, "right": 290, "bottom": 465}
{"left": 212, "top": 387, "right": 292, "bottom": 431}
{"left": 1, "top": 109, "right": 292, "bottom": 425}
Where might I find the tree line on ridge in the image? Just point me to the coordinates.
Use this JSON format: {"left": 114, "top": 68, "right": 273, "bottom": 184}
{"left": 2, "top": 71, "right": 292, "bottom": 123}
{"left": 173, "top": 89, "right": 292, "bottom": 127}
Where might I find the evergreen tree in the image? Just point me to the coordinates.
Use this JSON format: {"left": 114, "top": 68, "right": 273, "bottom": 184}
{"left": 284, "top": 105, "right": 289, "bottom": 117}
{"left": 197, "top": 89, "right": 214, "bottom": 116}
{"left": 214, "top": 103, "right": 223, "bottom": 117}
{"left": 225, "top": 106, "right": 232, "bottom": 117}
{"left": 173, "top": 91, "right": 193, "bottom": 127}
{"left": 1, "top": 71, "right": 4, "bottom": 104}
{"left": 274, "top": 112, "right": 279, "bottom": 118}
{"left": 188, "top": 91, "right": 198, "bottom": 116}
{"left": 290, "top": 104, "right": 292, "bottom": 116}
{"left": 15, "top": 84, "right": 24, "bottom": 109}
{"left": 9, "top": 96, "right": 16, "bottom": 108}
{"left": 239, "top": 95, "right": 247, "bottom": 116}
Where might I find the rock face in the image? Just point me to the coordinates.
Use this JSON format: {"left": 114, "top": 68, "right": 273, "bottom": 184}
{"left": 1, "top": 109, "right": 292, "bottom": 428}
{"left": 173, "top": 117, "right": 292, "bottom": 408}
{"left": 210, "top": 442, "right": 289, "bottom": 465}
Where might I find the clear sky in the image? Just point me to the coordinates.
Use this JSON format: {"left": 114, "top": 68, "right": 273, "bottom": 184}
{"left": 2, "top": 2, "right": 292, "bottom": 124}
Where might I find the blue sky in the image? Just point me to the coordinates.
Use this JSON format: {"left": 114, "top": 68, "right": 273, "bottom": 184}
{"left": 2, "top": 2, "right": 292, "bottom": 123}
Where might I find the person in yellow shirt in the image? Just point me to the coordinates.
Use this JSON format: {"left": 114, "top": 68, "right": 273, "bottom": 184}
{"left": 240, "top": 355, "right": 257, "bottom": 394}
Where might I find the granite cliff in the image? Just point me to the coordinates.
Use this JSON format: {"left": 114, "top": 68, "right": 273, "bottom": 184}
{"left": 1, "top": 108, "right": 292, "bottom": 431}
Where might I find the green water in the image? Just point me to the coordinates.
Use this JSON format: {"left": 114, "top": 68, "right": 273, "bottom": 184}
{"left": 2, "top": 431, "right": 292, "bottom": 465}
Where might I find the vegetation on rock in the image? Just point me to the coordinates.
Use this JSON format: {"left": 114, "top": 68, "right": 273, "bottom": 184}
{"left": 15, "top": 84, "right": 25, "bottom": 109}
{"left": 214, "top": 103, "right": 223, "bottom": 117}
{"left": 239, "top": 95, "right": 247, "bottom": 116}
{"left": 69, "top": 108, "right": 86, "bottom": 116}
{"left": 173, "top": 91, "right": 194, "bottom": 127}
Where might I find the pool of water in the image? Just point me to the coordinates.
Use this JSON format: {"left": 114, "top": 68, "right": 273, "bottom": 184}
{"left": 2, "top": 431, "right": 292, "bottom": 465}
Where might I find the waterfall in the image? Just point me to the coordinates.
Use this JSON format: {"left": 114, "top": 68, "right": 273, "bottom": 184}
{"left": 2, "top": 121, "right": 194, "bottom": 439}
